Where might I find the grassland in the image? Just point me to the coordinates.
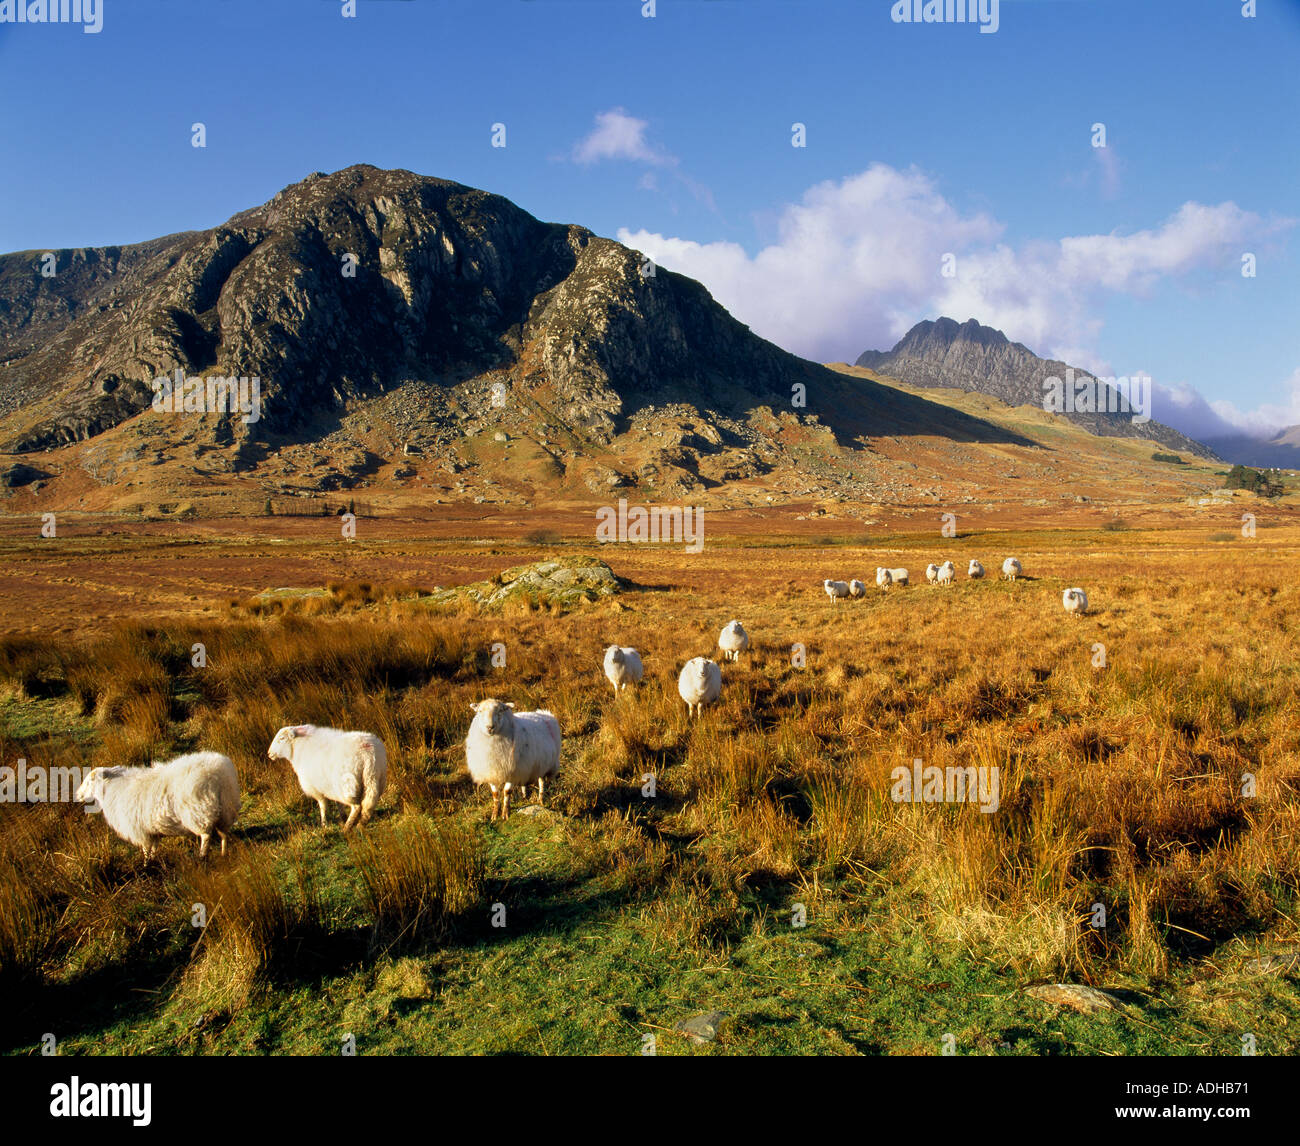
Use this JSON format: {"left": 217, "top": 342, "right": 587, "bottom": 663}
{"left": 2, "top": 518, "right": 1300, "bottom": 1056}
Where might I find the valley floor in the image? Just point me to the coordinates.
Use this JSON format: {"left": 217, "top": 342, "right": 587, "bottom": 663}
{"left": 2, "top": 510, "right": 1299, "bottom": 1055}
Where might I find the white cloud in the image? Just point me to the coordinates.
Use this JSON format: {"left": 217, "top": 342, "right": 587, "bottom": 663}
{"left": 570, "top": 108, "right": 714, "bottom": 210}
{"left": 617, "top": 164, "right": 1293, "bottom": 435}
{"left": 572, "top": 108, "right": 675, "bottom": 167}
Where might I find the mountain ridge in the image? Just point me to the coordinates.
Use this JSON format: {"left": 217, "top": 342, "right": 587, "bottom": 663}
{"left": 0, "top": 165, "right": 1051, "bottom": 512}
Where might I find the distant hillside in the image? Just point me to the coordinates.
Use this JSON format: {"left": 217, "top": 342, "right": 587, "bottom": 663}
{"left": 857, "top": 317, "right": 1218, "bottom": 460}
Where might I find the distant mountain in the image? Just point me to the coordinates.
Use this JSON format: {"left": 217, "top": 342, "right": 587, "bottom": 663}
{"left": 1200, "top": 428, "right": 1300, "bottom": 470}
{"left": 857, "top": 317, "right": 1218, "bottom": 460}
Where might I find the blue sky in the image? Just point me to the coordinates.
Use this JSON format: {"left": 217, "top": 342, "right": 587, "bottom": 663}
{"left": 1, "top": 0, "right": 1296, "bottom": 438}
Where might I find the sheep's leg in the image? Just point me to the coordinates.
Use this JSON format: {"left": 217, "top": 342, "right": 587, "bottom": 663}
{"left": 489, "top": 785, "right": 499, "bottom": 821}
{"left": 502, "top": 783, "right": 513, "bottom": 820}
{"left": 317, "top": 799, "right": 328, "bottom": 828}
{"left": 198, "top": 832, "right": 210, "bottom": 859}
{"left": 537, "top": 776, "right": 545, "bottom": 806}
{"left": 218, "top": 830, "right": 229, "bottom": 857}
{"left": 343, "top": 805, "right": 362, "bottom": 832}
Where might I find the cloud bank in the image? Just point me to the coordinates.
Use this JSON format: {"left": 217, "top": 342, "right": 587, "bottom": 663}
{"left": 616, "top": 164, "right": 1293, "bottom": 438}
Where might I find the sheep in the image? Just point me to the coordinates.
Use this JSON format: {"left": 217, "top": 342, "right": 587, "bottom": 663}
{"left": 603, "top": 645, "right": 644, "bottom": 694}
{"left": 936, "top": 560, "right": 956, "bottom": 586}
{"left": 925, "top": 563, "right": 941, "bottom": 584}
{"left": 464, "top": 699, "right": 562, "bottom": 820}
{"left": 75, "top": 751, "right": 239, "bottom": 859}
{"left": 1063, "top": 587, "right": 1089, "bottom": 616}
{"left": 876, "top": 567, "right": 909, "bottom": 589}
{"left": 824, "top": 579, "right": 850, "bottom": 602}
{"left": 678, "top": 656, "right": 722, "bottom": 718}
{"left": 848, "top": 579, "right": 866, "bottom": 599}
{"left": 968, "top": 559, "right": 985, "bottom": 579}
{"left": 718, "top": 620, "right": 750, "bottom": 661}
{"left": 267, "top": 724, "right": 388, "bottom": 831}
{"left": 1002, "top": 557, "right": 1023, "bottom": 582}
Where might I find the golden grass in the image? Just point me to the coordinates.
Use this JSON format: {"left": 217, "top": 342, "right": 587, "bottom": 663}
{"left": 2, "top": 530, "right": 1299, "bottom": 1010}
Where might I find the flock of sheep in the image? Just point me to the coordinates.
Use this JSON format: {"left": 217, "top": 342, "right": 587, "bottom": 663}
{"left": 823, "top": 556, "right": 1089, "bottom": 617}
{"left": 69, "top": 562, "right": 1091, "bottom": 854}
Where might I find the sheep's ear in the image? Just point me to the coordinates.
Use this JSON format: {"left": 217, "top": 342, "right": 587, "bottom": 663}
{"left": 506, "top": 702, "right": 515, "bottom": 709}
{"left": 469, "top": 702, "right": 481, "bottom": 713}
{"left": 293, "top": 725, "right": 311, "bottom": 736}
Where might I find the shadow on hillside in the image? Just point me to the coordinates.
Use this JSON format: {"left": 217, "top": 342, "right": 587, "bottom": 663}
{"left": 813, "top": 368, "right": 1042, "bottom": 449}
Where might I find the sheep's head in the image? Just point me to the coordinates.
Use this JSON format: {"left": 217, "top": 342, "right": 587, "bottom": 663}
{"left": 605, "top": 646, "right": 625, "bottom": 666}
{"left": 75, "top": 767, "right": 104, "bottom": 804}
{"left": 269, "top": 725, "right": 311, "bottom": 761}
{"left": 75, "top": 766, "right": 122, "bottom": 806}
{"left": 470, "top": 698, "right": 515, "bottom": 736}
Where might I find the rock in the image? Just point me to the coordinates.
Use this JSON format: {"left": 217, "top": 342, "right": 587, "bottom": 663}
{"left": 675, "top": 1012, "right": 727, "bottom": 1044}
{"left": 424, "top": 556, "right": 624, "bottom": 611}
{"left": 1244, "top": 950, "right": 1300, "bottom": 975}
{"left": 514, "top": 804, "right": 559, "bottom": 819}
{"left": 494, "top": 431, "right": 508, "bottom": 442}
{"left": 1024, "top": 984, "right": 1123, "bottom": 1013}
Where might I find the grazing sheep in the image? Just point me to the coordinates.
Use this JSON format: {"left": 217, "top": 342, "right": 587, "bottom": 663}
{"left": 936, "top": 560, "right": 956, "bottom": 586}
{"left": 465, "top": 699, "right": 562, "bottom": 820}
{"left": 267, "top": 725, "right": 388, "bottom": 831}
{"left": 1063, "top": 587, "right": 1089, "bottom": 616}
{"left": 968, "top": 559, "right": 985, "bottom": 579}
{"left": 876, "top": 567, "right": 909, "bottom": 589}
{"left": 718, "top": 620, "right": 750, "bottom": 661}
{"left": 824, "top": 579, "right": 850, "bottom": 602}
{"left": 848, "top": 579, "right": 866, "bottom": 599}
{"left": 603, "top": 645, "right": 644, "bottom": 694}
{"left": 1002, "top": 557, "right": 1023, "bottom": 582}
{"left": 75, "top": 751, "right": 239, "bottom": 859}
{"left": 925, "top": 563, "right": 941, "bottom": 584}
{"left": 678, "top": 656, "right": 722, "bottom": 718}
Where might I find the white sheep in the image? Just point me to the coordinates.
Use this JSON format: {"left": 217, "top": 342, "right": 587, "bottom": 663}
{"left": 848, "top": 579, "right": 866, "bottom": 599}
{"left": 678, "top": 656, "right": 722, "bottom": 718}
{"left": 968, "top": 559, "right": 985, "bottom": 579}
{"left": 1063, "top": 587, "right": 1089, "bottom": 616}
{"left": 75, "top": 751, "right": 239, "bottom": 859}
{"left": 1002, "top": 557, "right": 1023, "bottom": 582}
{"left": 925, "top": 563, "right": 940, "bottom": 584}
{"left": 603, "top": 645, "right": 644, "bottom": 694}
{"left": 936, "top": 560, "right": 955, "bottom": 586}
{"left": 267, "top": 724, "right": 388, "bottom": 831}
{"left": 876, "top": 567, "right": 909, "bottom": 589}
{"left": 824, "top": 579, "right": 850, "bottom": 602}
{"left": 465, "top": 699, "right": 562, "bottom": 820}
{"left": 718, "top": 620, "right": 750, "bottom": 661}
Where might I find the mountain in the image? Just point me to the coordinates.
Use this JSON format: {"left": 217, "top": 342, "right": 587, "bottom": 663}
{"left": 1199, "top": 428, "right": 1300, "bottom": 470}
{"left": 857, "top": 317, "right": 1218, "bottom": 460}
{"left": 0, "top": 165, "right": 1049, "bottom": 512}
